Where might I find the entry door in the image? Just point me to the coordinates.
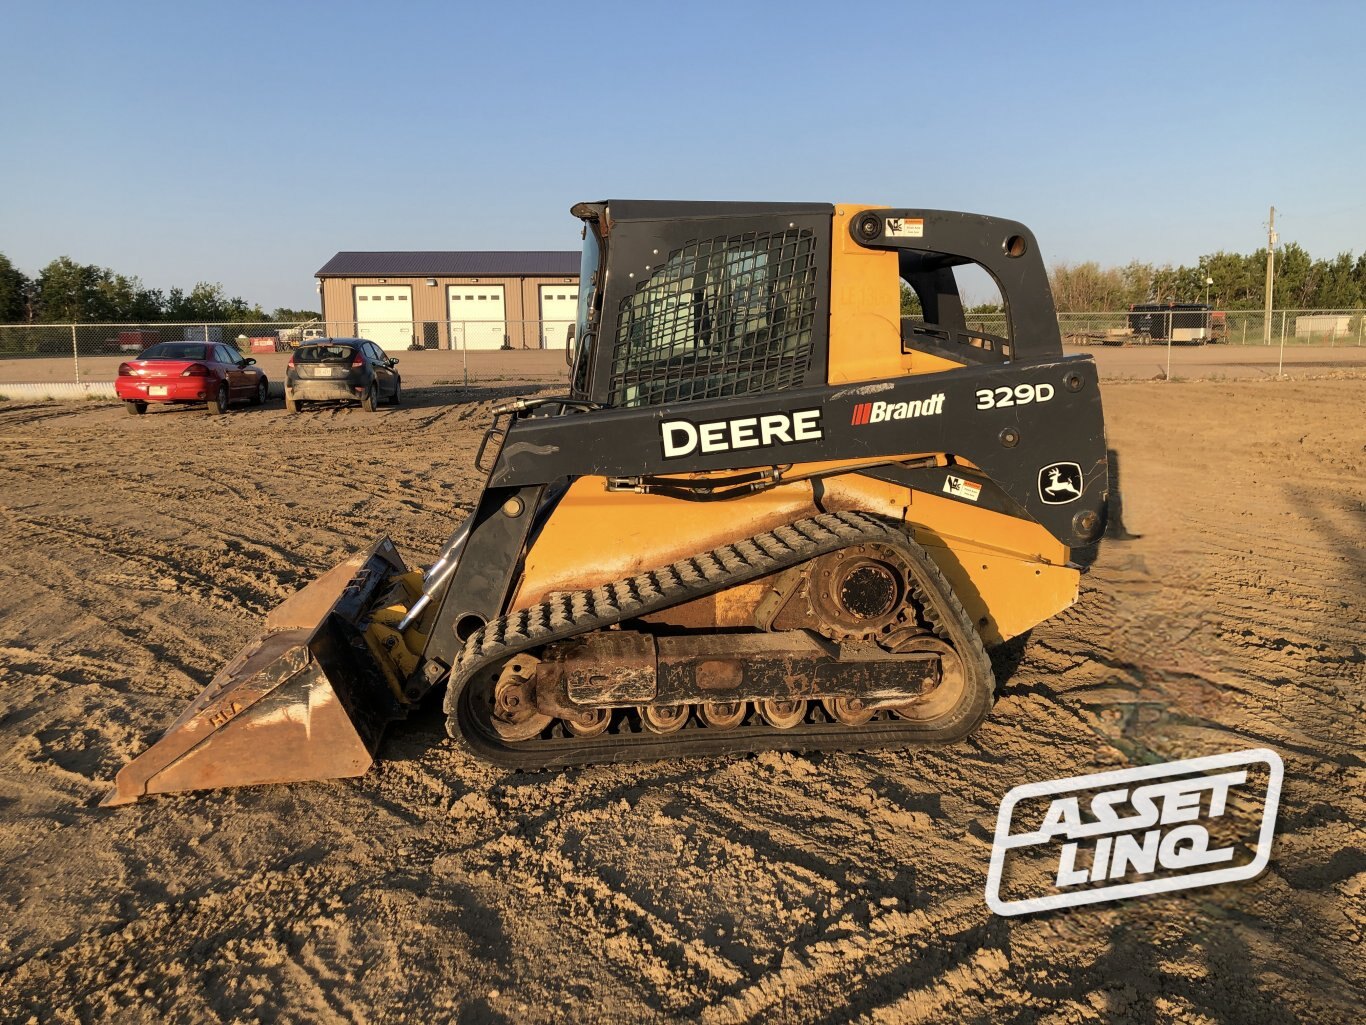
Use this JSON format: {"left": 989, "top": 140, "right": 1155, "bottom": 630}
{"left": 448, "top": 285, "right": 506, "bottom": 350}
{"left": 354, "top": 286, "right": 413, "bottom": 350}
{"left": 538, "top": 285, "right": 579, "bottom": 349}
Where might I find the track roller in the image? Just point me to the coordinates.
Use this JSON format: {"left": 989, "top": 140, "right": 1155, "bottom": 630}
{"left": 699, "top": 701, "right": 747, "bottom": 730}
{"left": 759, "top": 699, "right": 807, "bottom": 729}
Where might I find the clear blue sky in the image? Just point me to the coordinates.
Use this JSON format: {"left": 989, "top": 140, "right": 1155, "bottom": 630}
{"left": 2, "top": 0, "right": 1362, "bottom": 311}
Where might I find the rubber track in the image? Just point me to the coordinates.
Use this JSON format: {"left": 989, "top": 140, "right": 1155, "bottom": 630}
{"left": 442, "top": 511, "right": 994, "bottom": 768}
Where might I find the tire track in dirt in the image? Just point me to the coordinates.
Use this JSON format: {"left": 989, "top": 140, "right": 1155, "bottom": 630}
{"left": 0, "top": 381, "right": 1362, "bottom": 1023}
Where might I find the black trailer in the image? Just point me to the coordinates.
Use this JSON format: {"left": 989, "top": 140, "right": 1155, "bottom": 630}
{"left": 1128, "top": 302, "right": 1214, "bottom": 344}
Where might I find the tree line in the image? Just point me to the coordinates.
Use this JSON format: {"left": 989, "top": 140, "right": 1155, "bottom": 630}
{"left": 5, "top": 244, "right": 1363, "bottom": 325}
{"left": 1047, "top": 244, "right": 1366, "bottom": 312}
{"left": 0, "top": 253, "right": 318, "bottom": 324}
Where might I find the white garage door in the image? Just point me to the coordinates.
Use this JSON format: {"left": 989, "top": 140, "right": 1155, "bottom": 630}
{"left": 448, "top": 285, "right": 506, "bottom": 350}
{"left": 354, "top": 286, "right": 413, "bottom": 350}
{"left": 539, "top": 285, "right": 579, "bottom": 349}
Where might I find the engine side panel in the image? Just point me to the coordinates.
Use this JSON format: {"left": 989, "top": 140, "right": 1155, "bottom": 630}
{"left": 510, "top": 472, "right": 1077, "bottom": 646}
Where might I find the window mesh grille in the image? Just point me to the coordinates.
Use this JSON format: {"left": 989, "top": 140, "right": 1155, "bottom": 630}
{"left": 608, "top": 229, "right": 818, "bottom": 407}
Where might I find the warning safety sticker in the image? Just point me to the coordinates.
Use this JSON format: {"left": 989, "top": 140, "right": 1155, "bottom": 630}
{"left": 944, "top": 475, "right": 982, "bottom": 502}
{"left": 885, "top": 217, "right": 924, "bottom": 238}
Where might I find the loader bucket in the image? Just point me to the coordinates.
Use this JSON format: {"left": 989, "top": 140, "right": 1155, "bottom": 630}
{"left": 102, "top": 538, "right": 411, "bottom": 807}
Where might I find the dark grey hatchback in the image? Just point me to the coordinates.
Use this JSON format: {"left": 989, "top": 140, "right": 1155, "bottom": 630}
{"left": 285, "top": 338, "right": 401, "bottom": 413}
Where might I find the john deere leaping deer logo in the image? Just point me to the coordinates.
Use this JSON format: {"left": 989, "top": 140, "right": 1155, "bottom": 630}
{"left": 1038, "top": 462, "right": 1084, "bottom": 504}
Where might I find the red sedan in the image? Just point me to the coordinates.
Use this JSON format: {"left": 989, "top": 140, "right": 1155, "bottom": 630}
{"left": 116, "top": 341, "right": 270, "bottom": 415}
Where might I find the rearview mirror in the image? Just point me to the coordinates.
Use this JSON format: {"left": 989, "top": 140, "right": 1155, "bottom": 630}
{"left": 390, "top": 357, "right": 400, "bottom": 366}
{"left": 565, "top": 322, "right": 576, "bottom": 366}
{"left": 242, "top": 357, "right": 256, "bottom": 366}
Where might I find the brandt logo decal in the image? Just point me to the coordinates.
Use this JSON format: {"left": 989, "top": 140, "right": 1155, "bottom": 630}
{"left": 851, "top": 393, "right": 945, "bottom": 425}
{"left": 986, "top": 749, "right": 1284, "bottom": 917}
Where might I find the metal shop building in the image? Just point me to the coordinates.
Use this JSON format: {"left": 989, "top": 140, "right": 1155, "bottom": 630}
{"left": 316, "top": 251, "right": 580, "bottom": 352}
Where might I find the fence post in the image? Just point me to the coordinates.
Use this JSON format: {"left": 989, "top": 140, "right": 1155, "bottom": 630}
{"left": 1241, "top": 319, "right": 1247, "bottom": 345}
{"left": 71, "top": 324, "right": 80, "bottom": 383}
{"left": 461, "top": 322, "right": 469, "bottom": 386}
{"left": 1277, "top": 312, "right": 1286, "bottom": 378}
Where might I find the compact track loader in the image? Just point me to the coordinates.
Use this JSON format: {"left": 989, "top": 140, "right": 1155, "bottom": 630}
{"left": 103, "top": 201, "right": 1108, "bottom": 806}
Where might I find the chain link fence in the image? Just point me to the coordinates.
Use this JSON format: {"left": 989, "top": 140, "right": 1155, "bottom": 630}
{"left": 960, "top": 309, "right": 1366, "bottom": 346}
{"left": 0, "top": 310, "right": 1360, "bottom": 384}
{"left": 0, "top": 321, "right": 305, "bottom": 362}
{"left": 0, "top": 319, "right": 576, "bottom": 383}
{"left": 0, "top": 319, "right": 576, "bottom": 357}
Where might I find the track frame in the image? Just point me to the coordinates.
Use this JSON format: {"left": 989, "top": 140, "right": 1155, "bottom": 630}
{"left": 443, "top": 512, "right": 995, "bottom": 769}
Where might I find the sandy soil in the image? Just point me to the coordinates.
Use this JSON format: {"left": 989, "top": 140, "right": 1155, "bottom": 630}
{"left": 0, "top": 377, "right": 1362, "bottom": 1023}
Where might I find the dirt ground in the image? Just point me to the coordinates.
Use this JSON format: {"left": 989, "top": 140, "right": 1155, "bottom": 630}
{"left": 0, "top": 375, "right": 1362, "bottom": 1024}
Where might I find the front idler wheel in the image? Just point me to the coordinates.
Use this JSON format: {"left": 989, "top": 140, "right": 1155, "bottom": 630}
{"left": 489, "top": 658, "right": 551, "bottom": 742}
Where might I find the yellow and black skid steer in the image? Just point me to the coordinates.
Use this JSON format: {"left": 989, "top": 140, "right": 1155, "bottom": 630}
{"left": 103, "top": 201, "right": 1108, "bottom": 806}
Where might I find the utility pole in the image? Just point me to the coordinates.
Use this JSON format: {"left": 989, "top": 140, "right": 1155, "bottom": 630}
{"left": 1263, "top": 206, "right": 1277, "bottom": 345}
